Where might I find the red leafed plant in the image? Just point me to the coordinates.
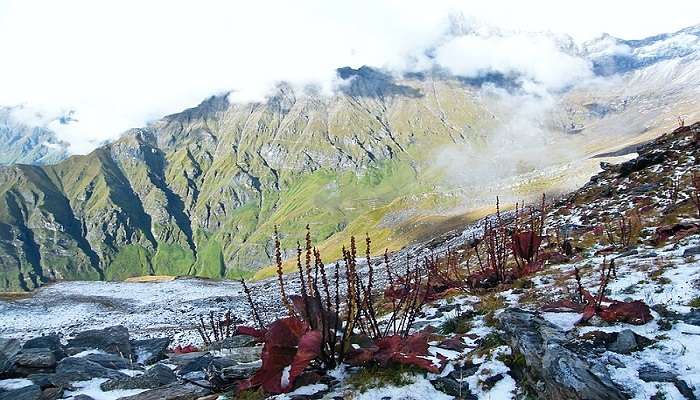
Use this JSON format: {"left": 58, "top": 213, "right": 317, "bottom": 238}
{"left": 171, "top": 344, "right": 200, "bottom": 354}
{"left": 345, "top": 331, "right": 445, "bottom": 373}
{"left": 543, "top": 259, "right": 652, "bottom": 325}
{"left": 239, "top": 317, "right": 322, "bottom": 394}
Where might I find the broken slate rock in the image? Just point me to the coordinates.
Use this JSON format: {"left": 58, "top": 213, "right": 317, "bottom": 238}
{"left": 66, "top": 326, "right": 131, "bottom": 355}
{"left": 130, "top": 338, "right": 171, "bottom": 365}
{"left": 83, "top": 353, "right": 132, "bottom": 370}
{"left": 14, "top": 348, "right": 56, "bottom": 369}
{"left": 100, "top": 363, "right": 176, "bottom": 391}
{"left": 51, "top": 357, "right": 128, "bottom": 386}
{"left": 0, "top": 383, "right": 41, "bottom": 400}
{"left": 114, "top": 382, "right": 210, "bottom": 400}
{"left": 0, "top": 338, "right": 21, "bottom": 375}
{"left": 22, "top": 336, "right": 65, "bottom": 361}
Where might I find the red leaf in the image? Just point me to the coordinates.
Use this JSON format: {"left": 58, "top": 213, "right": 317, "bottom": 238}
{"left": 345, "top": 334, "right": 380, "bottom": 366}
{"left": 171, "top": 344, "right": 199, "bottom": 354}
{"left": 240, "top": 317, "right": 317, "bottom": 394}
{"left": 288, "top": 330, "right": 322, "bottom": 385}
{"left": 511, "top": 231, "right": 542, "bottom": 261}
{"left": 598, "top": 300, "right": 653, "bottom": 325}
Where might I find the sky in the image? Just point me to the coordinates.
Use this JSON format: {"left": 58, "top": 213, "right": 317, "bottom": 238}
{"left": 1, "top": 0, "right": 699, "bottom": 153}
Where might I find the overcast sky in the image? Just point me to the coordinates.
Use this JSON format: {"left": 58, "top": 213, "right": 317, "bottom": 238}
{"left": 1, "top": 0, "right": 699, "bottom": 153}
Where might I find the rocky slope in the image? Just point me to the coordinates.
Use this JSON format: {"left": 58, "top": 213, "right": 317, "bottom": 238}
{"left": 1, "top": 24, "right": 700, "bottom": 291}
{"left": 0, "top": 122, "right": 699, "bottom": 399}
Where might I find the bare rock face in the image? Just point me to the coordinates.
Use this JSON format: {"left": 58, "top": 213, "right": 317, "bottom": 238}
{"left": 498, "top": 308, "right": 626, "bottom": 400}
{"left": 66, "top": 325, "right": 132, "bottom": 355}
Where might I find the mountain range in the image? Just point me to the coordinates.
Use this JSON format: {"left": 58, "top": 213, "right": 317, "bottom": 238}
{"left": 1, "top": 25, "right": 699, "bottom": 291}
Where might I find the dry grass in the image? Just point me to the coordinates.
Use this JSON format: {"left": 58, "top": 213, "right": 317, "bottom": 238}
{"left": 124, "top": 275, "right": 176, "bottom": 283}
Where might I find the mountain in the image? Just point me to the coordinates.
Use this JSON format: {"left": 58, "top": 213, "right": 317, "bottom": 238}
{"left": 1, "top": 26, "right": 699, "bottom": 292}
{"left": 0, "top": 107, "right": 69, "bottom": 165}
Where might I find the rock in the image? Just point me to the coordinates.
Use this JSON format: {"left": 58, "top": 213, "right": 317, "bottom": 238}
{"left": 51, "top": 357, "right": 128, "bottom": 386}
{"left": 100, "top": 364, "right": 176, "bottom": 391}
{"left": 0, "top": 383, "right": 41, "bottom": 400}
{"left": 83, "top": 353, "right": 132, "bottom": 370}
{"left": 618, "top": 152, "right": 665, "bottom": 177}
{"left": 130, "top": 338, "right": 171, "bottom": 365}
{"left": 430, "top": 377, "right": 476, "bottom": 399}
{"left": 217, "top": 360, "right": 261, "bottom": 380}
{"left": 498, "top": 308, "right": 626, "bottom": 400}
{"left": 15, "top": 348, "right": 56, "bottom": 369}
{"left": 22, "top": 336, "right": 65, "bottom": 362}
{"left": 638, "top": 365, "right": 697, "bottom": 400}
{"left": 66, "top": 326, "right": 131, "bottom": 355}
{"left": 481, "top": 373, "right": 504, "bottom": 390}
{"left": 40, "top": 387, "right": 63, "bottom": 400}
{"left": 26, "top": 374, "right": 53, "bottom": 389}
{"left": 607, "top": 329, "right": 638, "bottom": 354}
{"left": 683, "top": 246, "right": 700, "bottom": 257}
{"left": 680, "top": 309, "right": 700, "bottom": 326}
{"left": 215, "top": 346, "right": 262, "bottom": 364}
{"left": 72, "top": 396, "right": 96, "bottom": 400}
{"left": 177, "top": 355, "right": 212, "bottom": 377}
{"left": 0, "top": 338, "right": 21, "bottom": 375}
{"left": 114, "top": 382, "right": 210, "bottom": 400}
{"left": 207, "top": 335, "right": 256, "bottom": 351}
{"left": 166, "top": 352, "right": 209, "bottom": 367}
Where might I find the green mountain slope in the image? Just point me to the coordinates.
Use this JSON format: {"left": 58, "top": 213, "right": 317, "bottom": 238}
{"left": 0, "top": 67, "right": 685, "bottom": 291}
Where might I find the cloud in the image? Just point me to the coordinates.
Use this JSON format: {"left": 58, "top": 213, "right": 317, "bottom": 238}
{"left": 0, "top": 0, "right": 698, "bottom": 154}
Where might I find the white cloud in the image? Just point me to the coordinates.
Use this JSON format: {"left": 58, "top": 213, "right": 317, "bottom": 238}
{"left": 0, "top": 0, "right": 698, "bottom": 154}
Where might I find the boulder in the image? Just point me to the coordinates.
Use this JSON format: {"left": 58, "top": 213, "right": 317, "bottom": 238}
{"left": 0, "top": 382, "right": 41, "bottom": 400}
{"left": 498, "top": 308, "right": 626, "bottom": 400}
{"left": 431, "top": 377, "right": 476, "bottom": 399}
{"left": 207, "top": 335, "right": 256, "bottom": 351}
{"left": 101, "top": 363, "right": 176, "bottom": 391}
{"left": 0, "top": 338, "right": 21, "bottom": 375}
{"left": 51, "top": 357, "right": 128, "bottom": 386}
{"left": 26, "top": 373, "right": 53, "bottom": 389}
{"left": 114, "top": 382, "right": 210, "bottom": 400}
{"left": 130, "top": 338, "right": 171, "bottom": 365}
{"left": 83, "top": 353, "right": 132, "bottom": 370}
{"left": 66, "top": 326, "right": 131, "bottom": 355}
{"left": 22, "top": 336, "right": 65, "bottom": 362}
{"left": 15, "top": 348, "right": 56, "bottom": 369}
{"left": 40, "top": 386, "right": 63, "bottom": 400}
{"left": 607, "top": 329, "right": 638, "bottom": 354}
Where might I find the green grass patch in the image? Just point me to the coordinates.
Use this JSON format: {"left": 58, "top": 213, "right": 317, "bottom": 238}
{"left": 347, "top": 365, "right": 417, "bottom": 393}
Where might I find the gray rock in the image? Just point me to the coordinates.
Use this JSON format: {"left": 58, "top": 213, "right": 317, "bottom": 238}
{"left": 0, "top": 383, "right": 41, "bottom": 400}
{"left": 0, "top": 338, "right": 21, "bottom": 375}
{"left": 165, "top": 352, "right": 209, "bottom": 367}
{"left": 177, "top": 355, "right": 212, "bottom": 377}
{"left": 217, "top": 360, "right": 261, "bottom": 380}
{"left": 607, "top": 329, "right": 638, "bottom": 354}
{"left": 26, "top": 373, "right": 53, "bottom": 388}
{"left": 130, "top": 338, "right": 171, "bottom": 365}
{"left": 498, "top": 308, "right": 626, "bottom": 400}
{"left": 100, "top": 364, "right": 176, "bottom": 391}
{"left": 22, "top": 336, "right": 65, "bottom": 361}
{"left": 431, "top": 377, "right": 476, "bottom": 399}
{"left": 66, "top": 326, "right": 131, "bottom": 356}
{"left": 51, "top": 357, "right": 128, "bottom": 386}
{"left": 83, "top": 353, "right": 132, "bottom": 370}
{"left": 15, "top": 348, "right": 56, "bottom": 369}
{"left": 113, "top": 382, "right": 210, "bottom": 400}
{"left": 216, "top": 346, "right": 262, "bottom": 364}
{"left": 683, "top": 246, "right": 700, "bottom": 257}
{"left": 638, "top": 365, "right": 697, "bottom": 400}
{"left": 40, "top": 386, "right": 63, "bottom": 400}
{"left": 207, "top": 335, "right": 256, "bottom": 351}
{"left": 72, "top": 396, "right": 96, "bottom": 400}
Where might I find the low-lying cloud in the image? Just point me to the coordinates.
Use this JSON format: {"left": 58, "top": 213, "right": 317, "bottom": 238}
{"left": 1, "top": 0, "right": 699, "bottom": 154}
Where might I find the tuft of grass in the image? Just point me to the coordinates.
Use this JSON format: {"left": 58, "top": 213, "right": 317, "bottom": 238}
{"left": 225, "top": 388, "right": 266, "bottom": 400}
{"left": 346, "top": 365, "right": 417, "bottom": 393}
{"left": 689, "top": 297, "right": 700, "bottom": 308}
{"left": 439, "top": 313, "right": 472, "bottom": 335}
{"left": 476, "top": 294, "right": 506, "bottom": 327}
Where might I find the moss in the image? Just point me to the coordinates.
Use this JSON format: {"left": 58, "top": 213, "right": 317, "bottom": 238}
{"left": 346, "top": 365, "right": 417, "bottom": 392}
{"left": 689, "top": 296, "right": 700, "bottom": 308}
{"left": 476, "top": 294, "right": 506, "bottom": 327}
{"left": 225, "top": 388, "right": 266, "bottom": 400}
